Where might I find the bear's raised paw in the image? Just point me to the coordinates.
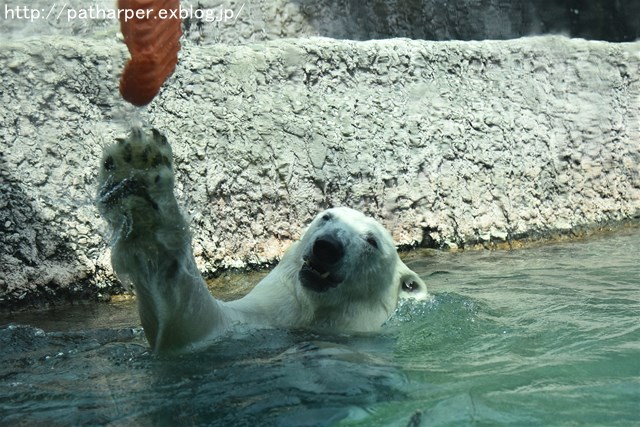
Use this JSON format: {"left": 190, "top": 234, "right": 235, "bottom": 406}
{"left": 97, "top": 128, "right": 179, "bottom": 239}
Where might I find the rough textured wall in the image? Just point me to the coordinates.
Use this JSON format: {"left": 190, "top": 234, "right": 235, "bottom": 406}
{"left": 295, "top": 0, "right": 640, "bottom": 42}
{"left": 2, "top": 0, "right": 639, "bottom": 43}
{"left": 1, "top": 35, "right": 639, "bottom": 307}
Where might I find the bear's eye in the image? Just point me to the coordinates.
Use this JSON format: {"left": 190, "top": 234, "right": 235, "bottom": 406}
{"left": 402, "top": 280, "right": 419, "bottom": 293}
{"left": 365, "top": 234, "right": 378, "bottom": 249}
{"left": 322, "top": 213, "right": 332, "bottom": 221}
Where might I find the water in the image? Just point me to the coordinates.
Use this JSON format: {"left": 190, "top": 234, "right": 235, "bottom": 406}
{"left": 1, "top": 228, "right": 639, "bottom": 426}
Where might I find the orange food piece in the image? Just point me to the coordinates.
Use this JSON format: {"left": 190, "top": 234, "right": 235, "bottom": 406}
{"left": 118, "top": 0, "right": 182, "bottom": 106}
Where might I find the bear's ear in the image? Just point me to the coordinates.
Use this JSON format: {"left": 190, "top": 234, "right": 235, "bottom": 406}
{"left": 398, "top": 271, "right": 428, "bottom": 300}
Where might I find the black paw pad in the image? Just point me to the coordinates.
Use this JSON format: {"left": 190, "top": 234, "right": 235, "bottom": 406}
{"left": 142, "top": 146, "right": 151, "bottom": 164}
{"left": 122, "top": 143, "right": 133, "bottom": 163}
{"left": 104, "top": 156, "right": 115, "bottom": 171}
{"left": 151, "top": 128, "right": 169, "bottom": 145}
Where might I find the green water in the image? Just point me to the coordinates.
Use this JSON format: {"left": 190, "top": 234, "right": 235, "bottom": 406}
{"left": 1, "top": 228, "right": 639, "bottom": 426}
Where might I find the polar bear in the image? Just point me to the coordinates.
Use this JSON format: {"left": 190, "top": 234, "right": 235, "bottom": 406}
{"left": 97, "top": 128, "right": 427, "bottom": 352}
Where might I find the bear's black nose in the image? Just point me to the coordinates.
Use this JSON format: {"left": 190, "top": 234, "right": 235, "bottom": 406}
{"left": 312, "top": 235, "right": 344, "bottom": 265}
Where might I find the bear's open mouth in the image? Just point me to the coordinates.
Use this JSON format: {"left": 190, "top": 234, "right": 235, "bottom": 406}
{"left": 299, "top": 257, "right": 342, "bottom": 293}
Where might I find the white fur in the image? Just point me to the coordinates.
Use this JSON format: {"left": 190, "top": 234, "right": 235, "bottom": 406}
{"left": 97, "top": 129, "right": 427, "bottom": 352}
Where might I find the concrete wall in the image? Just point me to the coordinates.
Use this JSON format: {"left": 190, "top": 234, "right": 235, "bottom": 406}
{"left": 1, "top": 4, "right": 639, "bottom": 307}
{"left": 2, "top": 0, "right": 639, "bottom": 43}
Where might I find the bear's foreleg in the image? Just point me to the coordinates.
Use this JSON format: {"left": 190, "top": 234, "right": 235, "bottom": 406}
{"left": 97, "top": 128, "right": 228, "bottom": 352}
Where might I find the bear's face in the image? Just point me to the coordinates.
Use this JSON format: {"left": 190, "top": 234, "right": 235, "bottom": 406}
{"left": 293, "top": 207, "right": 427, "bottom": 310}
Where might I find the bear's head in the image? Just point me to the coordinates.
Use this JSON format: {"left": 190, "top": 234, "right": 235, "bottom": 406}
{"left": 292, "top": 207, "right": 428, "bottom": 314}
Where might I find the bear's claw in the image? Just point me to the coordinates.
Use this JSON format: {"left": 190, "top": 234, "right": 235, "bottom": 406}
{"left": 98, "top": 177, "right": 159, "bottom": 211}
